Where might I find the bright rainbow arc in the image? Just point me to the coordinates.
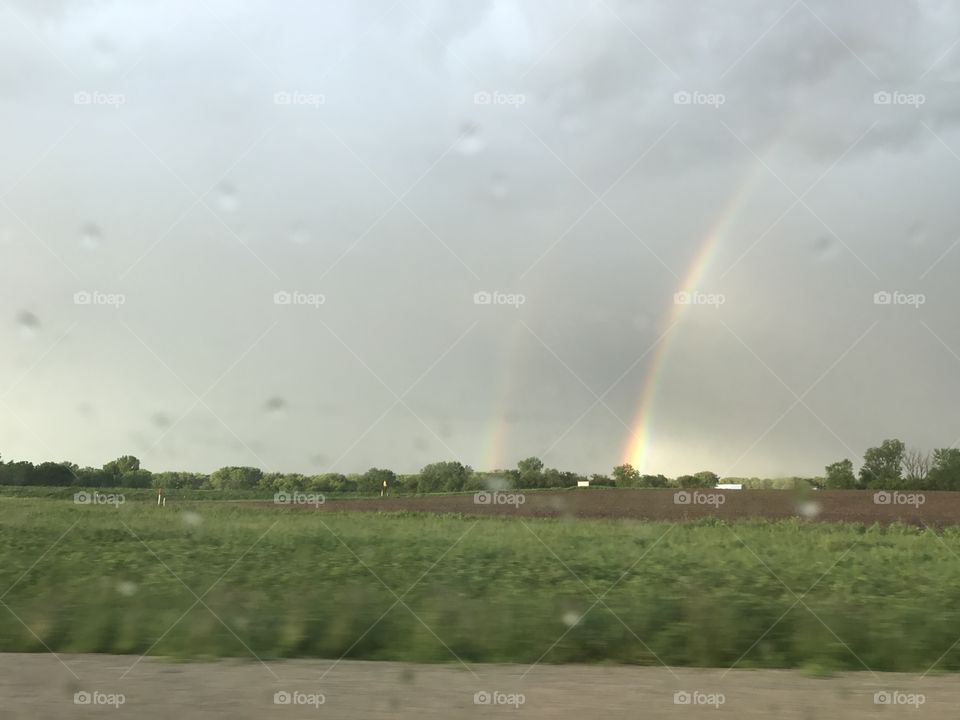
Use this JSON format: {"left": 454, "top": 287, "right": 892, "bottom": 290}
{"left": 482, "top": 152, "right": 775, "bottom": 474}
{"left": 625, "top": 157, "right": 772, "bottom": 472}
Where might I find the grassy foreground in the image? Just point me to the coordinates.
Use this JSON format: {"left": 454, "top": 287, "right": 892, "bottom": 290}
{"left": 2, "top": 497, "right": 960, "bottom": 672}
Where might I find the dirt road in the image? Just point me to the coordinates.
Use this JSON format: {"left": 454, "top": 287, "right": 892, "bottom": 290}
{"left": 1, "top": 653, "right": 951, "bottom": 719}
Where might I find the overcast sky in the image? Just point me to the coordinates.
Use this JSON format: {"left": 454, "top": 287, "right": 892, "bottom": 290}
{"left": 2, "top": 0, "right": 960, "bottom": 478}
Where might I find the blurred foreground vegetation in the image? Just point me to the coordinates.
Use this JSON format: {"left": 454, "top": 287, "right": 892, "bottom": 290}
{"left": 2, "top": 497, "right": 960, "bottom": 672}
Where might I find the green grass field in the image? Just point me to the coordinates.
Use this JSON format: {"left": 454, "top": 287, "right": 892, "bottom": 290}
{"left": 2, "top": 496, "right": 959, "bottom": 673}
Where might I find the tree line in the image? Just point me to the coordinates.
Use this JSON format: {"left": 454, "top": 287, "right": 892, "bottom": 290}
{"left": 1, "top": 438, "right": 958, "bottom": 493}
{"left": 822, "top": 439, "right": 960, "bottom": 490}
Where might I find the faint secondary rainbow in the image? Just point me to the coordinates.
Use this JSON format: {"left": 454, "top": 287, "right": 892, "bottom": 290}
{"left": 624, "top": 158, "right": 771, "bottom": 472}
{"left": 482, "top": 306, "right": 530, "bottom": 471}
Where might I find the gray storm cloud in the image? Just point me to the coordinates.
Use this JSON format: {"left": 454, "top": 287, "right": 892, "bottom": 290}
{"left": 2, "top": 0, "right": 960, "bottom": 477}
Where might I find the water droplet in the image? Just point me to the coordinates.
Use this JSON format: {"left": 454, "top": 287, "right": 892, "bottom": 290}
{"left": 632, "top": 314, "right": 652, "bottom": 332}
{"left": 456, "top": 123, "right": 484, "bottom": 155}
{"left": 489, "top": 172, "right": 508, "bottom": 197}
{"left": 16, "top": 311, "right": 39, "bottom": 338}
{"left": 906, "top": 222, "right": 927, "bottom": 247}
{"left": 93, "top": 37, "right": 118, "bottom": 71}
{"left": 152, "top": 412, "right": 170, "bottom": 428}
{"left": 265, "top": 396, "right": 285, "bottom": 414}
{"left": 217, "top": 184, "right": 238, "bottom": 212}
{"left": 182, "top": 511, "right": 202, "bottom": 527}
{"left": 116, "top": 580, "right": 137, "bottom": 596}
{"left": 813, "top": 235, "right": 838, "bottom": 261}
{"left": 483, "top": 475, "right": 511, "bottom": 492}
{"left": 562, "top": 611, "right": 581, "bottom": 627}
{"left": 796, "top": 501, "right": 820, "bottom": 519}
{"left": 290, "top": 226, "right": 312, "bottom": 245}
{"left": 559, "top": 112, "right": 585, "bottom": 134}
{"left": 80, "top": 223, "right": 102, "bottom": 251}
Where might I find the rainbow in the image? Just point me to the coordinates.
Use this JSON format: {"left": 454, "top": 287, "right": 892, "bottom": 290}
{"left": 624, "top": 156, "right": 772, "bottom": 472}
{"left": 481, "top": 149, "right": 776, "bottom": 475}
{"left": 482, "top": 314, "right": 528, "bottom": 471}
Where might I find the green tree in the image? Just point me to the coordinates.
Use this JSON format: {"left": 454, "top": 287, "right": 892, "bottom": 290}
{"left": 677, "top": 474, "right": 713, "bottom": 489}
{"left": 859, "top": 439, "right": 905, "bottom": 489}
{"left": 417, "top": 461, "right": 472, "bottom": 493}
{"left": 927, "top": 449, "right": 960, "bottom": 490}
{"left": 694, "top": 471, "right": 720, "bottom": 487}
{"left": 103, "top": 455, "right": 141, "bottom": 478}
{"left": 209, "top": 466, "right": 263, "bottom": 490}
{"left": 638, "top": 474, "right": 669, "bottom": 488}
{"left": 824, "top": 459, "right": 857, "bottom": 489}
{"left": 542, "top": 468, "right": 581, "bottom": 488}
{"left": 34, "top": 462, "right": 76, "bottom": 486}
{"left": 611, "top": 463, "right": 640, "bottom": 487}
{"left": 359, "top": 467, "right": 396, "bottom": 494}
{"left": 307, "top": 473, "right": 354, "bottom": 493}
{"left": 516, "top": 457, "right": 544, "bottom": 488}
{"left": 120, "top": 469, "right": 152, "bottom": 488}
